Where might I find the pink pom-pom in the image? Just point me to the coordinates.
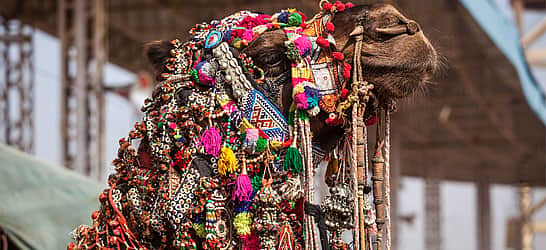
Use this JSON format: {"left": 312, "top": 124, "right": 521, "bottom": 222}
{"left": 294, "top": 93, "right": 309, "bottom": 110}
{"left": 345, "top": 2, "right": 355, "bottom": 8}
{"left": 316, "top": 37, "right": 330, "bottom": 48}
{"left": 200, "top": 127, "right": 222, "bottom": 157}
{"left": 294, "top": 36, "right": 312, "bottom": 57}
{"left": 343, "top": 63, "right": 351, "bottom": 79}
{"left": 332, "top": 52, "right": 345, "bottom": 61}
{"left": 233, "top": 174, "right": 253, "bottom": 201}
{"left": 325, "top": 22, "right": 335, "bottom": 33}
{"left": 322, "top": 2, "right": 333, "bottom": 11}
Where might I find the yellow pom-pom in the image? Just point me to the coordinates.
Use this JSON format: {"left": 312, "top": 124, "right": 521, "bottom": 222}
{"left": 233, "top": 212, "right": 252, "bottom": 236}
{"left": 293, "top": 84, "right": 305, "bottom": 95}
{"left": 218, "top": 147, "right": 238, "bottom": 175}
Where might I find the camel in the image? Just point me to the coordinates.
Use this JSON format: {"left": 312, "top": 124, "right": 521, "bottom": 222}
{"left": 69, "top": 2, "right": 437, "bottom": 250}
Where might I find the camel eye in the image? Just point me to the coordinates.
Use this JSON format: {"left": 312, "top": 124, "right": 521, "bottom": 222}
{"left": 262, "top": 54, "right": 282, "bottom": 66}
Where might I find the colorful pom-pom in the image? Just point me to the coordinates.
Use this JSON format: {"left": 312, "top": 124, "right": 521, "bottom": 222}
{"left": 322, "top": 2, "right": 334, "bottom": 11}
{"left": 278, "top": 11, "right": 289, "bottom": 23}
{"left": 200, "top": 127, "right": 222, "bottom": 157}
{"left": 340, "top": 88, "right": 349, "bottom": 101}
{"left": 343, "top": 63, "right": 352, "bottom": 79}
{"left": 325, "top": 22, "right": 335, "bottom": 33}
{"left": 293, "top": 36, "right": 312, "bottom": 57}
{"left": 332, "top": 52, "right": 345, "bottom": 61}
{"left": 335, "top": 1, "right": 346, "bottom": 12}
{"left": 294, "top": 92, "right": 309, "bottom": 110}
{"left": 316, "top": 36, "right": 330, "bottom": 48}
{"left": 288, "top": 12, "right": 303, "bottom": 27}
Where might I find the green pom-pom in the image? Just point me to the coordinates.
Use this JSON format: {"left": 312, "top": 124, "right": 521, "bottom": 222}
{"left": 255, "top": 137, "right": 268, "bottom": 152}
{"left": 251, "top": 175, "right": 262, "bottom": 192}
{"left": 288, "top": 13, "right": 303, "bottom": 27}
{"left": 283, "top": 147, "right": 303, "bottom": 174}
{"left": 189, "top": 69, "right": 200, "bottom": 83}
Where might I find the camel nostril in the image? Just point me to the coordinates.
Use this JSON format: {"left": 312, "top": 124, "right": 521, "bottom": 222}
{"left": 407, "top": 21, "right": 419, "bottom": 35}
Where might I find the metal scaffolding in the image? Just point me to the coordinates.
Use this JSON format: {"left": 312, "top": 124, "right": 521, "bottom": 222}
{"left": 425, "top": 177, "right": 442, "bottom": 250}
{"left": 0, "top": 17, "right": 34, "bottom": 153}
{"left": 58, "top": 0, "right": 106, "bottom": 180}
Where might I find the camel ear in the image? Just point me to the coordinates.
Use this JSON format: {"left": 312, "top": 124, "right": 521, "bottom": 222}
{"left": 144, "top": 40, "right": 173, "bottom": 74}
{"left": 349, "top": 25, "right": 364, "bottom": 36}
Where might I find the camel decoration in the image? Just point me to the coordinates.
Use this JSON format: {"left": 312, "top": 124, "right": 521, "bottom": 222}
{"left": 68, "top": 2, "right": 437, "bottom": 250}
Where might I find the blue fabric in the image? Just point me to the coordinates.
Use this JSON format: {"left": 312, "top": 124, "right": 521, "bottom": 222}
{"left": 459, "top": 0, "right": 546, "bottom": 124}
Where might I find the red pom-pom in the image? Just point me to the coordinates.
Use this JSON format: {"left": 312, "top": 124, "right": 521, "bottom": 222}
{"left": 335, "top": 1, "right": 345, "bottom": 11}
{"left": 340, "top": 88, "right": 349, "bottom": 100}
{"left": 296, "top": 11, "right": 307, "bottom": 22}
{"left": 343, "top": 63, "right": 351, "bottom": 79}
{"left": 300, "top": 22, "right": 307, "bottom": 28}
{"left": 325, "top": 22, "right": 335, "bottom": 33}
{"left": 345, "top": 2, "right": 355, "bottom": 8}
{"left": 67, "top": 242, "right": 75, "bottom": 250}
{"left": 365, "top": 116, "right": 378, "bottom": 126}
{"left": 332, "top": 52, "right": 345, "bottom": 61}
{"left": 322, "top": 2, "right": 333, "bottom": 11}
{"left": 316, "top": 37, "right": 330, "bottom": 48}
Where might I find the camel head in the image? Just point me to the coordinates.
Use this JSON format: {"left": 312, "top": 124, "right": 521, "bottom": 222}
{"left": 243, "top": 4, "right": 438, "bottom": 150}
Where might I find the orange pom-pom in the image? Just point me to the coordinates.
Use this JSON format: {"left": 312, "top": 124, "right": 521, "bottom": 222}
{"left": 325, "top": 22, "right": 335, "bottom": 32}
{"left": 332, "top": 52, "right": 345, "bottom": 61}
{"left": 316, "top": 37, "right": 330, "bottom": 48}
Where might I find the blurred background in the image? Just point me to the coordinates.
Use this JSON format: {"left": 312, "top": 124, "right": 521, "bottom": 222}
{"left": 0, "top": 0, "right": 545, "bottom": 249}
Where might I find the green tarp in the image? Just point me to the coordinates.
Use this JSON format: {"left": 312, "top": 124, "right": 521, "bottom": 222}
{"left": 0, "top": 144, "right": 104, "bottom": 250}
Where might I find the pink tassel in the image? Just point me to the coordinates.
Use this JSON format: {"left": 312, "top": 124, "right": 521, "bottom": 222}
{"left": 200, "top": 127, "right": 222, "bottom": 157}
{"left": 233, "top": 174, "right": 253, "bottom": 201}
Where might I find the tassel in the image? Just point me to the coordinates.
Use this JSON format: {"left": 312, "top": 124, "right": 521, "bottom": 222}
{"left": 200, "top": 127, "right": 222, "bottom": 157}
{"left": 280, "top": 176, "right": 304, "bottom": 200}
{"left": 233, "top": 165, "right": 253, "bottom": 201}
{"left": 283, "top": 147, "right": 303, "bottom": 174}
{"left": 218, "top": 147, "right": 238, "bottom": 175}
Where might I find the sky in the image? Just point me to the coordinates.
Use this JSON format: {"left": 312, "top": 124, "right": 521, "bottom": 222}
{"left": 24, "top": 1, "right": 546, "bottom": 249}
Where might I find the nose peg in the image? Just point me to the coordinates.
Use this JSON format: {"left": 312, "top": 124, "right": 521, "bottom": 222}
{"left": 406, "top": 21, "right": 419, "bottom": 35}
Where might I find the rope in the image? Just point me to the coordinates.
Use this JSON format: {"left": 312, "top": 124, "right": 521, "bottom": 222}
{"left": 384, "top": 110, "right": 391, "bottom": 250}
